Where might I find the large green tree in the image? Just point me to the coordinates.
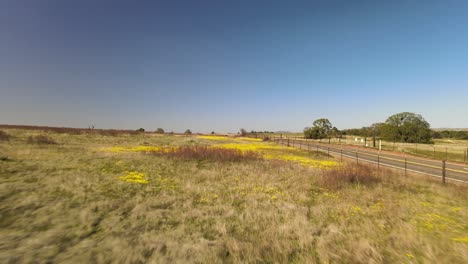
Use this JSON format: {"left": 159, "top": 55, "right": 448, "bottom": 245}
{"left": 380, "top": 112, "right": 432, "bottom": 143}
{"left": 304, "top": 118, "right": 333, "bottom": 139}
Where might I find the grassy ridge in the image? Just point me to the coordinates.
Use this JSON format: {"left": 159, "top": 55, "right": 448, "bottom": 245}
{"left": 0, "top": 130, "right": 467, "bottom": 263}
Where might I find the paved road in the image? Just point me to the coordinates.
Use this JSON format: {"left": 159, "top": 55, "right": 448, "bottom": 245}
{"left": 274, "top": 138, "right": 468, "bottom": 183}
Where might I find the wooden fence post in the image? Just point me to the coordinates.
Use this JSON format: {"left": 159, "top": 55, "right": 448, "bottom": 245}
{"left": 442, "top": 160, "right": 446, "bottom": 184}
{"left": 405, "top": 158, "right": 407, "bottom": 177}
{"left": 465, "top": 148, "right": 468, "bottom": 164}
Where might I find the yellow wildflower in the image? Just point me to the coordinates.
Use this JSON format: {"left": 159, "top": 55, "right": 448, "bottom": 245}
{"left": 197, "top": 135, "right": 229, "bottom": 140}
{"left": 119, "top": 171, "right": 148, "bottom": 184}
{"left": 238, "top": 137, "right": 263, "bottom": 141}
{"left": 451, "top": 237, "right": 468, "bottom": 243}
{"left": 105, "top": 146, "right": 166, "bottom": 153}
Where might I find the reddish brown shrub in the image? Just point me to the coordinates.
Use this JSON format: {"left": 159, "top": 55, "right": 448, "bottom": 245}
{"left": 27, "top": 135, "right": 57, "bottom": 145}
{"left": 0, "top": 130, "right": 10, "bottom": 141}
{"left": 150, "top": 146, "right": 261, "bottom": 162}
{"left": 318, "top": 163, "right": 381, "bottom": 189}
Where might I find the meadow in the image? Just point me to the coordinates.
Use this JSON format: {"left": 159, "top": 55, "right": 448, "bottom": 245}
{"left": 0, "top": 129, "right": 467, "bottom": 263}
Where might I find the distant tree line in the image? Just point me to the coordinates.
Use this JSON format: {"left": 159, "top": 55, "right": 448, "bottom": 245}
{"left": 305, "top": 112, "right": 436, "bottom": 144}
{"left": 432, "top": 130, "right": 468, "bottom": 140}
{"left": 345, "top": 112, "right": 432, "bottom": 143}
{"left": 342, "top": 115, "right": 468, "bottom": 143}
{"left": 250, "top": 130, "right": 275, "bottom": 134}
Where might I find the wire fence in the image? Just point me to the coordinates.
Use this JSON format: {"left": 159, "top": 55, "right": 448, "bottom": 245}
{"left": 260, "top": 134, "right": 468, "bottom": 164}
{"left": 266, "top": 135, "right": 468, "bottom": 184}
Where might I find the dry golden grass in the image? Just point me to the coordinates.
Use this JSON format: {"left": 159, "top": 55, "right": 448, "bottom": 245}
{"left": 0, "top": 129, "right": 467, "bottom": 263}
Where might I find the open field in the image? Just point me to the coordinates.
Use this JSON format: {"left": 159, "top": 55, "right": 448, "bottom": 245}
{"left": 1, "top": 129, "right": 467, "bottom": 263}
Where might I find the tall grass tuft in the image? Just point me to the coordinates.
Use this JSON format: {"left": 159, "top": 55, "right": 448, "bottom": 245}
{"left": 0, "top": 130, "right": 10, "bottom": 141}
{"left": 150, "top": 145, "right": 261, "bottom": 162}
{"left": 27, "top": 135, "right": 57, "bottom": 145}
{"left": 318, "top": 163, "right": 381, "bottom": 189}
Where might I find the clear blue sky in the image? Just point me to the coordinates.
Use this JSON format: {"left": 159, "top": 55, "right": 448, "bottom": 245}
{"left": 1, "top": 0, "right": 467, "bottom": 133}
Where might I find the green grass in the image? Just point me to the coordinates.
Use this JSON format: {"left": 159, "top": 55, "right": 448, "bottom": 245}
{"left": 0, "top": 129, "right": 467, "bottom": 263}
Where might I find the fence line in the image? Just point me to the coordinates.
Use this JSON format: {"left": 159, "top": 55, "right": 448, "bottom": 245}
{"left": 269, "top": 134, "right": 468, "bottom": 164}
{"left": 268, "top": 135, "right": 468, "bottom": 184}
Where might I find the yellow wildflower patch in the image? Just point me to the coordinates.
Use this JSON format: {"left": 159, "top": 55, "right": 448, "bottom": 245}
{"left": 217, "top": 143, "right": 286, "bottom": 152}
{"left": 238, "top": 137, "right": 263, "bottom": 141}
{"left": 351, "top": 206, "right": 363, "bottom": 213}
{"left": 197, "top": 135, "right": 229, "bottom": 140}
{"left": 370, "top": 201, "right": 385, "bottom": 211}
{"left": 105, "top": 146, "right": 168, "bottom": 153}
{"left": 263, "top": 153, "right": 337, "bottom": 169}
{"left": 105, "top": 139, "right": 337, "bottom": 170}
{"left": 323, "top": 192, "right": 339, "bottom": 199}
{"left": 197, "top": 135, "right": 262, "bottom": 142}
{"left": 451, "top": 237, "right": 468, "bottom": 243}
{"left": 215, "top": 142, "right": 337, "bottom": 168}
{"left": 415, "top": 213, "right": 464, "bottom": 232}
{"left": 234, "top": 185, "right": 286, "bottom": 200}
{"left": 119, "top": 171, "right": 148, "bottom": 184}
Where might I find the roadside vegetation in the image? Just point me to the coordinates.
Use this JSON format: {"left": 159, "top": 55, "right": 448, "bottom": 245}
{"left": 297, "top": 113, "right": 468, "bottom": 163}
{"left": 0, "top": 129, "right": 467, "bottom": 263}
